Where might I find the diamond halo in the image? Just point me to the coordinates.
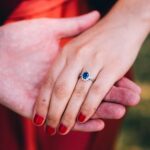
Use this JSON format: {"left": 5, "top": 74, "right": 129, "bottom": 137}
{"left": 80, "top": 71, "right": 93, "bottom": 81}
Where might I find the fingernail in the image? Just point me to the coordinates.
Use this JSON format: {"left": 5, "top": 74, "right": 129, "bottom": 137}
{"left": 46, "top": 126, "right": 56, "bottom": 135}
{"left": 78, "top": 113, "right": 86, "bottom": 123}
{"left": 59, "top": 124, "right": 68, "bottom": 134}
{"left": 33, "top": 114, "right": 44, "bottom": 125}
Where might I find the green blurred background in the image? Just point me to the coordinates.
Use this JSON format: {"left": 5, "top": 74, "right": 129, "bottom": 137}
{"left": 116, "top": 35, "right": 150, "bottom": 150}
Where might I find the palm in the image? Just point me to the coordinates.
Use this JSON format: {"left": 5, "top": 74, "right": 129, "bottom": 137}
{"left": 0, "top": 20, "right": 59, "bottom": 117}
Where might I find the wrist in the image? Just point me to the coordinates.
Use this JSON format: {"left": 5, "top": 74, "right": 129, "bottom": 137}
{"left": 96, "top": 0, "right": 150, "bottom": 44}
{"left": 117, "top": 0, "right": 150, "bottom": 33}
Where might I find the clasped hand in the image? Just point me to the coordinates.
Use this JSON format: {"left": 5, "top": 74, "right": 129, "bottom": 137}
{"left": 0, "top": 11, "right": 141, "bottom": 135}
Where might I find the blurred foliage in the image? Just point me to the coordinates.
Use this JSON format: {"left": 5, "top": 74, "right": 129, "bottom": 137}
{"left": 116, "top": 35, "right": 150, "bottom": 150}
{"left": 134, "top": 36, "right": 150, "bottom": 82}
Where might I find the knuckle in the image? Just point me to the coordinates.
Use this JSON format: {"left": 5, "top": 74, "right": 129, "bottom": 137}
{"left": 89, "top": 54, "right": 103, "bottom": 70}
{"left": 114, "top": 107, "right": 126, "bottom": 119}
{"left": 53, "top": 82, "right": 68, "bottom": 99}
{"left": 63, "top": 113, "right": 75, "bottom": 125}
{"left": 92, "top": 84, "right": 102, "bottom": 95}
{"left": 74, "top": 45, "right": 90, "bottom": 59}
{"left": 75, "top": 46, "right": 84, "bottom": 57}
{"left": 65, "top": 44, "right": 91, "bottom": 63}
{"left": 47, "top": 114, "right": 59, "bottom": 126}
{"left": 74, "top": 84, "right": 86, "bottom": 97}
{"left": 94, "top": 51, "right": 100, "bottom": 59}
{"left": 82, "top": 105, "right": 97, "bottom": 116}
{"left": 44, "top": 75, "right": 55, "bottom": 88}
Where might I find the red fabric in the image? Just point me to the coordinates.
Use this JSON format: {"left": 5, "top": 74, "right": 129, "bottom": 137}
{"left": 0, "top": 0, "right": 132, "bottom": 149}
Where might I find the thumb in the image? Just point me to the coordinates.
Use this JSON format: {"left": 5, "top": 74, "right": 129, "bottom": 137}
{"left": 52, "top": 11, "right": 100, "bottom": 38}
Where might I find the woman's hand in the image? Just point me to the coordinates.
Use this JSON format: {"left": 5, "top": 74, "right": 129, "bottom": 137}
{"left": 34, "top": 1, "right": 147, "bottom": 135}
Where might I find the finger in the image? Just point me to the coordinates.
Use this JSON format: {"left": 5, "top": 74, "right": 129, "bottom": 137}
{"left": 33, "top": 53, "right": 66, "bottom": 126}
{"left": 33, "top": 11, "right": 100, "bottom": 127}
{"left": 56, "top": 54, "right": 100, "bottom": 134}
{"left": 116, "top": 77, "right": 141, "bottom": 94}
{"left": 104, "top": 86, "right": 141, "bottom": 106}
{"left": 58, "top": 65, "right": 100, "bottom": 135}
{"left": 46, "top": 60, "right": 82, "bottom": 134}
{"left": 92, "top": 102, "right": 126, "bottom": 119}
{"left": 73, "top": 119, "right": 105, "bottom": 132}
{"left": 53, "top": 11, "right": 100, "bottom": 38}
{"left": 77, "top": 69, "right": 117, "bottom": 123}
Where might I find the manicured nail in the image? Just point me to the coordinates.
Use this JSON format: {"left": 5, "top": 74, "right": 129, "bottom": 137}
{"left": 78, "top": 113, "right": 86, "bottom": 123}
{"left": 33, "top": 114, "right": 44, "bottom": 125}
{"left": 46, "top": 125, "right": 56, "bottom": 135}
{"left": 59, "top": 124, "right": 68, "bottom": 134}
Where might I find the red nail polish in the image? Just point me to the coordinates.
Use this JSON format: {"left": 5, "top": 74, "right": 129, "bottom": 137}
{"left": 59, "top": 124, "right": 67, "bottom": 134}
{"left": 78, "top": 113, "right": 86, "bottom": 123}
{"left": 46, "top": 126, "right": 56, "bottom": 135}
{"left": 33, "top": 114, "right": 44, "bottom": 125}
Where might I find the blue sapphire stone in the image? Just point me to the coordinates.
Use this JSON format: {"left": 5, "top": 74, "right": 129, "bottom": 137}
{"left": 82, "top": 72, "right": 89, "bottom": 80}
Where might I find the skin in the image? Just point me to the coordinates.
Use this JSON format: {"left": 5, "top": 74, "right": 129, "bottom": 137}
{"left": 0, "top": 12, "right": 100, "bottom": 118}
{"left": 0, "top": 12, "right": 141, "bottom": 133}
{"left": 34, "top": 0, "right": 150, "bottom": 135}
